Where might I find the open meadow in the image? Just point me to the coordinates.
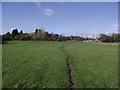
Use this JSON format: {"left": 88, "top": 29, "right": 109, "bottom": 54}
{"left": 2, "top": 41, "right": 118, "bottom": 88}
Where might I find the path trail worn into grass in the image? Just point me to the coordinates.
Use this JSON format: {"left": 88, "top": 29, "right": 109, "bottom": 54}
{"left": 63, "top": 41, "right": 118, "bottom": 88}
{"left": 66, "top": 56, "right": 76, "bottom": 88}
{"left": 2, "top": 41, "right": 118, "bottom": 88}
{"left": 60, "top": 44, "right": 76, "bottom": 89}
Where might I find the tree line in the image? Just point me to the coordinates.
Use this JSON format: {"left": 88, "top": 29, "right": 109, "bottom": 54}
{"left": 1, "top": 28, "right": 85, "bottom": 42}
{"left": 98, "top": 33, "right": 120, "bottom": 42}
{"left": 1, "top": 28, "right": 120, "bottom": 43}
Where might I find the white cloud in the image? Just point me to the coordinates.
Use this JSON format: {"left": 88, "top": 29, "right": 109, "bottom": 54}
{"left": 43, "top": 8, "right": 54, "bottom": 17}
{"left": 35, "top": 2, "right": 54, "bottom": 17}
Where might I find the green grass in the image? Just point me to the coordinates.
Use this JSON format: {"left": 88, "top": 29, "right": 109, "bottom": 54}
{"left": 2, "top": 41, "right": 69, "bottom": 88}
{"left": 2, "top": 41, "right": 118, "bottom": 88}
{"left": 63, "top": 42, "right": 118, "bottom": 88}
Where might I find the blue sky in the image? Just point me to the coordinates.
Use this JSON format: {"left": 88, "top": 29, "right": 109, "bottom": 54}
{"left": 2, "top": 2, "right": 118, "bottom": 35}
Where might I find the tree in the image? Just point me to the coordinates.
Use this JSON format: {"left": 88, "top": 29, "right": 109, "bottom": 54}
{"left": 2, "top": 32, "right": 12, "bottom": 41}
{"left": 20, "top": 34, "right": 31, "bottom": 40}
{"left": 111, "top": 33, "right": 120, "bottom": 42}
{"left": 98, "top": 34, "right": 108, "bottom": 42}
{"left": 14, "top": 35, "right": 20, "bottom": 40}
{"left": 98, "top": 34, "right": 114, "bottom": 42}
{"left": 58, "top": 35, "right": 63, "bottom": 41}
{"left": 32, "top": 34, "right": 37, "bottom": 40}
{"left": 35, "top": 29, "right": 38, "bottom": 33}
{"left": 20, "top": 30, "right": 23, "bottom": 34}
{"left": 34, "top": 28, "right": 48, "bottom": 40}
{"left": 12, "top": 29, "right": 19, "bottom": 36}
{"left": 12, "top": 29, "right": 19, "bottom": 39}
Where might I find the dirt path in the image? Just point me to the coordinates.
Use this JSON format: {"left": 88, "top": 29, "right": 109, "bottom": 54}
{"left": 66, "top": 56, "right": 76, "bottom": 89}
{"left": 60, "top": 44, "right": 76, "bottom": 89}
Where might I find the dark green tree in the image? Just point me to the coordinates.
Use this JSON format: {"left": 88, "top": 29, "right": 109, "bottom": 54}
{"left": 12, "top": 29, "right": 19, "bottom": 39}
{"left": 35, "top": 29, "right": 38, "bottom": 33}
{"left": 20, "top": 30, "right": 23, "bottom": 34}
{"left": 2, "top": 32, "right": 12, "bottom": 41}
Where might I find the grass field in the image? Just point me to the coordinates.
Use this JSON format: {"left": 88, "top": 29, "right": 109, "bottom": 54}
{"left": 2, "top": 41, "right": 118, "bottom": 88}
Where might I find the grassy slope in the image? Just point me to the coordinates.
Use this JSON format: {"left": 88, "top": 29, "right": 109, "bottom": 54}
{"left": 2, "top": 41, "right": 69, "bottom": 88}
{"left": 63, "top": 41, "right": 118, "bottom": 88}
{"left": 2, "top": 41, "right": 118, "bottom": 88}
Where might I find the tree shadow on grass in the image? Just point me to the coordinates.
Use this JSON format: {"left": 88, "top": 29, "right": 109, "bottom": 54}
{"left": 0, "top": 41, "right": 8, "bottom": 45}
{"left": 1, "top": 41, "right": 18, "bottom": 45}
